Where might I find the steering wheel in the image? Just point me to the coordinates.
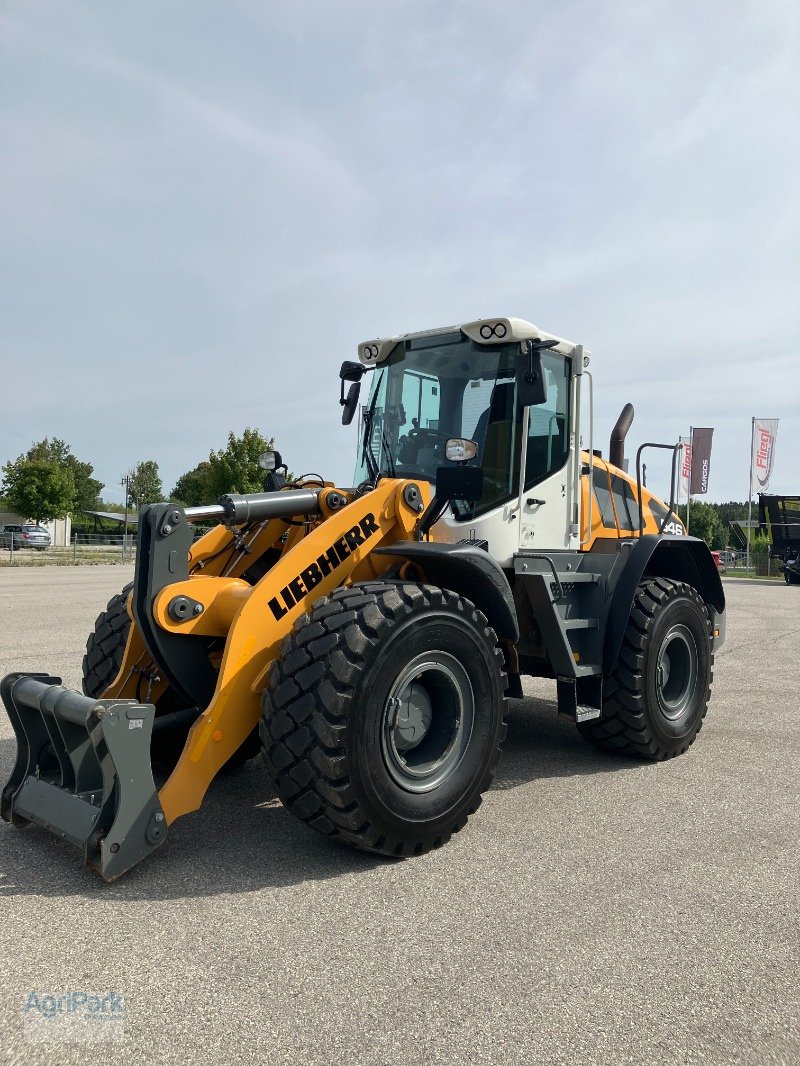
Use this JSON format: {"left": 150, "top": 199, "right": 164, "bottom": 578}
{"left": 404, "top": 426, "right": 452, "bottom": 444}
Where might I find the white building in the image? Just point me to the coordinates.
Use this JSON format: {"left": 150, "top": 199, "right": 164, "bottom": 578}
{"left": 0, "top": 511, "right": 72, "bottom": 546}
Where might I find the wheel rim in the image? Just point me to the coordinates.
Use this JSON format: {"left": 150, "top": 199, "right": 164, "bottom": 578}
{"left": 381, "top": 651, "right": 474, "bottom": 793}
{"left": 655, "top": 624, "right": 698, "bottom": 720}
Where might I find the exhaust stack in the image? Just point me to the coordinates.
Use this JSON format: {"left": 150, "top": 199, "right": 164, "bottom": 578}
{"left": 610, "top": 403, "right": 634, "bottom": 470}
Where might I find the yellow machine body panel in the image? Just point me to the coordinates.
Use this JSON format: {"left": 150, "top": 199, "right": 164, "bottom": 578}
{"left": 580, "top": 453, "right": 683, "bottom": 550}
{"left": 153, "top": 478, "right": 430, "bottom": 822}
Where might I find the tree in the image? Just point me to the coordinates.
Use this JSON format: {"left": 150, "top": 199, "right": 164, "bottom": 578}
{"left": 25, "top": 438, "right": 102, "bottom": 513}
{"left": 171, "top": 462, "right": 213, "bottom": 506}
{"left": 679, "top": 500, "right": 725, "bottom": 549}
{"left": 127, "top": 461, "right": 164, "bottom": 508}
{"left": 171, "top": 429, "right": 274, "bottom": 504}
{"left": 205, "top": 428, "right": 275, "bottom": 498}
{"left": 1, "top": 458, "right": 76, "bottom": 523}
{"left": 712, "top": 501, "right": 750, "bottom": 550}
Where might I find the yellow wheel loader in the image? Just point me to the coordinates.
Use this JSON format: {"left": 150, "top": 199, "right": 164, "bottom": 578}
{"left": 1, "top": 316, "right": 725, "bottom": 879}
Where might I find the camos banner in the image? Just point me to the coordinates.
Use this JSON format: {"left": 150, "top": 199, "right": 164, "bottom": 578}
{"left": 689, "top": 428, "right": 714, "bottom": 495}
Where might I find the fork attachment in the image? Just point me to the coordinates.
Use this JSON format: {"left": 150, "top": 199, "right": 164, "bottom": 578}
{"left": 1, "top": 673, "right": 166, "bottom": 880}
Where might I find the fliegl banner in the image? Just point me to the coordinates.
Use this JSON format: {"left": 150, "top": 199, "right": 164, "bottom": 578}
{"left": 751, "top": 419, "right": 779, "bottom": 494}
{"left": 678, "top": 436, "right": 691, "bottom": 500}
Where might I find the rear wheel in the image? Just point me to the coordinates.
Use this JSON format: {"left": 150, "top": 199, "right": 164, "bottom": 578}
{"left": 260, "top": 582, "right": 507, "bottom": 856}
{"left": 578, "top": 577, "right": 712, "bottom": 759}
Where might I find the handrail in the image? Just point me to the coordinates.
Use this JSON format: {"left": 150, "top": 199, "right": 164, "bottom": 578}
{"left": 570, "top": 346, "right": 584, "bottom": 541}
{"left": 520, "top": 553, "right": 564, "bottom": 601}
{"left": 635, "top": 442, "right": 681, "bottom": 535}
{"left": 580, "top": 370, "right": 594, "bottom": 546}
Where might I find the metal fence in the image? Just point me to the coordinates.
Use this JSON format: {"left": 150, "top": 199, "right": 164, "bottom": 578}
{"left": 0, "top": 533, "right": 786, "bottom": 575}
{"left": 1, "top": 532, "right": 136, "bottom": 566}
{"left": 720, "top": 550, "right": 779, "bottom": 578}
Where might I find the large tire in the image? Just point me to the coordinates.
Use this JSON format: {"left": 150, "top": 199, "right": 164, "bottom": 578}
{"left": 82, "top": 583, "right": 259, "bottom": 772}
{"left": 82, "top": 584, "right": 134, "bottom": 698}
{"left": 578, "top": 577, "right": 712, "bottom": 759}
{"left": 260, "top": 581, "right": 507, "bottom": 857}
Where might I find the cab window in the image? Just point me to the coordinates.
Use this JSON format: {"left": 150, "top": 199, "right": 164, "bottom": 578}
{"left": 591, "top": 468, "right": 638, "bottom": 532}
{"left": 611, "top": 475, "right": 638, "bottom": 531}
{"left": 525, "top": 353, "right": 571, "bottom": 488}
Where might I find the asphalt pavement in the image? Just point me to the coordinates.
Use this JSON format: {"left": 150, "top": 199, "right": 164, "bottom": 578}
{"left": 0, "top": 565, "right": 798, "bottom": 1065}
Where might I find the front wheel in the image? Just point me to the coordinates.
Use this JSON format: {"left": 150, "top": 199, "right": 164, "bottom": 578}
{"left": 578, "top": 577, "right": 712, "bottom": 759}
{"left": 82, "top": 583, "right": 259, "bottom": 773}
{"left": 261, "top": 582, "right": 508, "bottom": 856}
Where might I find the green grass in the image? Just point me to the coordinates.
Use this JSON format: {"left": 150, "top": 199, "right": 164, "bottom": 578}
{"left": 724, "top": 569, "right": 784, "bottom": 581}
{"left": 0, "top": 548, "right": 135, "bottom": 567}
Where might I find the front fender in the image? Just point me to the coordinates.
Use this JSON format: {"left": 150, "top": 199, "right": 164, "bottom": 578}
{"left": 373, "top": 541, "right": 519, "bottom": 642}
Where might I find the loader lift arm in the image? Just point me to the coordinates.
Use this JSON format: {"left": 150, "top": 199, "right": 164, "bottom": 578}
{"left": 1, "top": 478, "right": 431, "bottom": 878}
{"left": 156, "top": 478, "right": 427, "bottom": 822}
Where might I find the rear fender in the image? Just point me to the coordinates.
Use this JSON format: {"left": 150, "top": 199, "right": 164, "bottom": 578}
{"left": 603, "top": 535, "right": 725, "bottom": 674}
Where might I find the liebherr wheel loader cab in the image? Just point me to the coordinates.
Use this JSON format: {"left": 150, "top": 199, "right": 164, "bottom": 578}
{"left": 1, "top": 316, "right": 725, "bottom": 879}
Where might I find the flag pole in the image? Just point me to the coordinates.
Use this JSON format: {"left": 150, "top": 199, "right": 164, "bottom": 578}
{"left": 746, "top": 416, "right": 755, "bottom": 571}
{"left": 676, "top": 435, "right": 683, "bottom": 518}
{"left": 686, "top": 426, "right": 693, "bottom": 536}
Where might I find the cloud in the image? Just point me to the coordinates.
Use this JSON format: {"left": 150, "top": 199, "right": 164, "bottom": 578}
{"left": 0, "top": 0, "right": 798, "bottom": 501}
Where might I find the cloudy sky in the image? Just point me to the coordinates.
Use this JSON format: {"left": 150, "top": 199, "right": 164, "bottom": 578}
{"left": 1, "top": 0, "right": 798, "bottom": 507}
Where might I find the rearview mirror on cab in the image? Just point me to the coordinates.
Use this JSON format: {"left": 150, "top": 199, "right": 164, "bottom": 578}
{"left": 516, "top": 338, "right": 559, "bottom": 407}
{"left": 339, "top": 360, "right": 366, "bottom": 426}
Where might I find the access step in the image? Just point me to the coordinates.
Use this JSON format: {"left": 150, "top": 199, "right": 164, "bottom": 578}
{"left": 562, "top": 617, "right": 599, "bottom": 630}
{"left": 556, "top": 675, "right": 604, "bottom": 721}
{"left": 574, "top": 664, "right": 601, "bottom": 678}
{"left": 574, "top": 705, "right": 602, "bottom": 723}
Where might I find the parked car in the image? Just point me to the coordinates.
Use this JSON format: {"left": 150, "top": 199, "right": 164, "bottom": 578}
{"left": 0, "top": 524, "right": 51, "bottom": 550}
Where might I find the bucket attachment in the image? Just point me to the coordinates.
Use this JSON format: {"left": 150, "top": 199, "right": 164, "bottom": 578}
{"left": 1, "top": 673, "right": 167, "bottom": 880}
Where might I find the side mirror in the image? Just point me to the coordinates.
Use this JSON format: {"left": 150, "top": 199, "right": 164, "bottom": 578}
{"left": 339, "top": 360, "right": 366, "bottom": 425}
{"left": 444, "top": 438, "right": 478, "bottom": 463}
{"left": 341, "top": 381, "right": 361, "bottom": 425}
{"left": 339, "top": 360, "right": 364, "bottom": 383}
{"left": 516, "top": 338, "right": 558, "bottom": 406}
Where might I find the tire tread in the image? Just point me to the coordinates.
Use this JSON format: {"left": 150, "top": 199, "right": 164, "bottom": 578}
{"left": 579, "top": 578, "right": 713, "bottom": 760}
{"left": 260, "top": 581, "right": 507, "bottom": 856}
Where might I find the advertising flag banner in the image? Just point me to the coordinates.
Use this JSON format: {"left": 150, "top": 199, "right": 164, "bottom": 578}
{"left": 689, "top": 428, "right": 713, "bottom": 495}
{"left": 678, "top": 436, "right": 691, "bottom": 499}
{"left": 750, "top": 419, "right": 779, "bottom": 494}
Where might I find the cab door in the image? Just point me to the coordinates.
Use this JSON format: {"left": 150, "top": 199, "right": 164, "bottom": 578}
{"left": 517, "top": 351, "right": 578, "bottom": 552}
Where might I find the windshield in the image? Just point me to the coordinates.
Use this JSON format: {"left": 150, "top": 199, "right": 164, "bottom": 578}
{"left": 353, "top": 334, "right": 520, "bottom": 517}
{"left": 354, "top": 333, "right": 572, "bottom": 520}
